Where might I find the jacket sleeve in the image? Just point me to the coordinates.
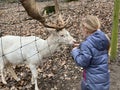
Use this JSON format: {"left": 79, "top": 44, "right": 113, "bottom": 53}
{"left": 71, "top": 43, "right": 92, "bottom": 68}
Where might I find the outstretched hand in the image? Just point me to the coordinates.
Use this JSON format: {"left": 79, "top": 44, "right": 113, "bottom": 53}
{"left": 72, "top": 42, "right": 80, "bottom": 50}
{"left": 73, "top": 43, "right": 79, "bottom": 48}
{"left": 71, "top": 40, "right": 82, "bottom": 50}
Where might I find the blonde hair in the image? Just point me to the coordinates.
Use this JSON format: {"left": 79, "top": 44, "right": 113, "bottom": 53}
{"left": 82, "top": 15, "right": 101, "bottom": 33}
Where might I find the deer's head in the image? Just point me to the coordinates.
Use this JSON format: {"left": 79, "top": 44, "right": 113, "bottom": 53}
{"left": 47, "top": 28, "right": 75, "bottom": 45}
{"left": 20, "top": 0, "right": 76, "bottom": 45}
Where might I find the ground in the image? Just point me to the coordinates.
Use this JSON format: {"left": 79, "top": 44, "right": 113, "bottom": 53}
{"left": 0, "top": 0, "right": 120, "bottom": 90}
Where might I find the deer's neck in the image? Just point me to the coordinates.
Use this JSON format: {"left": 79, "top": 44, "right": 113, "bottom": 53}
{"left": 46, "top": 34, "right": 60, "bottom": 52}
{"left": 38, "top": 34, "right": 60, "bottom": 58}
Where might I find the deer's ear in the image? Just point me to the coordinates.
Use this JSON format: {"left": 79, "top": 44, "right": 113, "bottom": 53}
{"left": 46, "top": 28, "right": 57, "bottom": 34}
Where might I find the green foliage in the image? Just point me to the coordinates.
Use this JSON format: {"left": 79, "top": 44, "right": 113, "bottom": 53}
{"left": 110, "top": 0, "right": 120, "bottom": 61}
{"left": 64, "top": 0, "right": 79, "bottom": 2}
{"left": 43, "top": 6, "right": 55, "bottom": 15}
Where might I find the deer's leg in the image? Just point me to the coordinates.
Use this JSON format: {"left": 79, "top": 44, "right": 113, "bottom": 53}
{"left": 31, "top": 74, "right": 35, "bottom": 84}
{"left": 0, "top": 59, "right": 7, "bottom": 84}
{"left": 29, "top": 64, "right": 39, "bottom": 90}
{"left": 7, "top": 64, "right": 20, "bottom": 81}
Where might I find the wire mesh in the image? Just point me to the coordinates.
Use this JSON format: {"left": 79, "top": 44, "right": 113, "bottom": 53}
{"left": 0, "top": 3, "right": 70, "bottom": 89}
{"left": 0, "top": 0, "right": 68, "bottom": 65}
{"left": 0, "top": 1, "right": 80, "bottom": 90}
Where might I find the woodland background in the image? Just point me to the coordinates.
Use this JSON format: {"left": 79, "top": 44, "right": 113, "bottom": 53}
{"left": 0, "top": 0, "right": 120, "bottom": 90}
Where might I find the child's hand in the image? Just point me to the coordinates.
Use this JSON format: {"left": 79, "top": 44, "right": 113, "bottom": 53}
{"left": 73, "top": 43, "right": 79, "bottom": 48}
{"left": 73, "top": 40, "right": 82, "bottom": 48}
{"left": 72, "top": 47, "right": 78, "bottom": 50}
{"left": 70, "top": 41, "right": 80, "bottom": 50}
{"left": 72, "top": 43, "right": 79, "bottom": 51}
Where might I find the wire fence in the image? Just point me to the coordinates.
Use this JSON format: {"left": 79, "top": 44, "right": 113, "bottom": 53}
{"left": 0, "top": 3, "right": 75, "bottom": 89}
{"left": 0, "top": 1, "right": 66, "bottom": 66}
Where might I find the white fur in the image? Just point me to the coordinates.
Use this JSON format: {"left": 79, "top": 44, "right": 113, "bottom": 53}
{"left": 0, "top": 28, "right": 75, "bottom": 90}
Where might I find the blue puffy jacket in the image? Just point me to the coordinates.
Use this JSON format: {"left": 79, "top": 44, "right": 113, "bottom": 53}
{"left": 71, "top": 30, "right": 110, "bottom": 90}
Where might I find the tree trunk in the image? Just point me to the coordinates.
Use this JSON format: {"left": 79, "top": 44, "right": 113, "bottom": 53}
{"left": 110, "top": 0, "right": 120, "bottom": 61}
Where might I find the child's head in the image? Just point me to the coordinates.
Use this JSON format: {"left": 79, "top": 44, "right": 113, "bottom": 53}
{"left": 81, "top": 15, "right": 101, "bottom": 38}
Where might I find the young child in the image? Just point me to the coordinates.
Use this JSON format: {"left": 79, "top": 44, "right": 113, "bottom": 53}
{"left": 71, "top": 15, "right": 110, "bottom": 90}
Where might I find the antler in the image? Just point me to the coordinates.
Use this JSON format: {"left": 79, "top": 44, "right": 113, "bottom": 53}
{"left": 20, "top": 0, "right": 69, "bottom": 30}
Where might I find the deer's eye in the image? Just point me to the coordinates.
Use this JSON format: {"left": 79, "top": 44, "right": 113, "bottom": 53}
{"left": 60, "top": 35, "right": 65, "bottom": 37}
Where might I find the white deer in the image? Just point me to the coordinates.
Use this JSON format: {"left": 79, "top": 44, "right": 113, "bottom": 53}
{"left": 0, "top": 0, "right": 75, "bottom": 90}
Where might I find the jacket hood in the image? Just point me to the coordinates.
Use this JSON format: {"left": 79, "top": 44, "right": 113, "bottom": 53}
{"left": 86, "top": 30, "right": 110, "bottom": 51}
